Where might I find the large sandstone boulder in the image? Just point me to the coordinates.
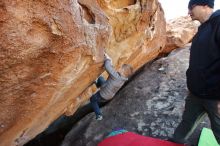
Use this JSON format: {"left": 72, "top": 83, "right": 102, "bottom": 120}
{"left": 162, "top": 16, "right": 199, "bottom": 54}
{"left": 0, "top": 0, "right": 166, "bottom": 145}
{"left": 0, "top": 1, "right": 109, "bottom": 145}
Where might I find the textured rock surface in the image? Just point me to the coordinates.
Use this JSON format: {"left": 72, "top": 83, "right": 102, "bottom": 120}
{"left": 0, "top": 0, "right": 166, "bottom": 145}
{"left": 0, "top": 0, "right": 109, "bottom": 145}
{"left": 61, "top": 46, "right": 210, "bottom": 146}
{"left": 100, "top": 0, "right": 166, "bottom": 69}
{"left": 162, "top": 16, "right": 199, "bottom": 54}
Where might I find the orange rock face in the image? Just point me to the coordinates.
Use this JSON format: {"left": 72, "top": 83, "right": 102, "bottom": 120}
{"left": 100, "top": 0, "right": 166, "bottom": 69}
{"left": 163, "top": 16, "right": 199, "bottom": 54}
{"left": 0, "top": 0, "right": 166, "bottom": 145}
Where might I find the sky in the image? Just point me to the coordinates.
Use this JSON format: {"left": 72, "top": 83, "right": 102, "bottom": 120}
{"left": 158, "top": 0, "right": 220, "bottom": 20}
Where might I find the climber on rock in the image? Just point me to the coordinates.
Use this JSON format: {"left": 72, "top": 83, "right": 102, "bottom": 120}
{"left": 90, "top": 53, "right": 133, "bottom": 120}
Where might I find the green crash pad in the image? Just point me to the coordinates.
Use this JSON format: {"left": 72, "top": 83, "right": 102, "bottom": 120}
{"left": 198, "top": 128, "right": 220, "bottom": 146}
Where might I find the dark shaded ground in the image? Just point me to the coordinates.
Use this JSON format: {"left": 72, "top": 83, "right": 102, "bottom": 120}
{"left": 25, "top": 101, "right": 111, "bottom": 146}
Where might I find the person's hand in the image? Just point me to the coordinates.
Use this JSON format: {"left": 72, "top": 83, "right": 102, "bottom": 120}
{"left": 104, "top": 53, "right": 110, "bottom": 60}
{"left": 104, "top": 53, "right": 113, "bottom": 64}
{"left": 104, "top": 53, "right": 112, "bottom": 61}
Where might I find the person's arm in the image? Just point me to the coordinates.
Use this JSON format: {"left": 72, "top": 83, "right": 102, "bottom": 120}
{"left": 104, "top": 54, "right": 120, "bottom": 78}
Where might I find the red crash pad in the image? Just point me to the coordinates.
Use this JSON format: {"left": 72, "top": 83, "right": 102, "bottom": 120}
{"left": 98, "top": 132, "right": 185, "bottom": 146}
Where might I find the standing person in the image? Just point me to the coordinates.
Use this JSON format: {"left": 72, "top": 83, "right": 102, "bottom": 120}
{"left": 170, "top": 0, "right": 220, "bottom": 145}
{"left": 90, "top": 53, "right": 133, "bottom": 120}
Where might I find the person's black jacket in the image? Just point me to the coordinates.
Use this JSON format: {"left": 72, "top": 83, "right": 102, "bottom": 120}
{"left": 187, "top": 10, "right": 220, "bottom": 99}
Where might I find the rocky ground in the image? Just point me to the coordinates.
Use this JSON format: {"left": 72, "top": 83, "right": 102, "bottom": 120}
{"left": 60, "top": 45, "right": 210, "bottom": 146}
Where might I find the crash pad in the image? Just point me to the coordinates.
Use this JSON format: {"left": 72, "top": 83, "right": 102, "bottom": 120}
{"left": 98, "top": 132, "right": 185, "bottom": 146}
{"left": 198, "top": 128, "right": 220, "bottom": 146}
